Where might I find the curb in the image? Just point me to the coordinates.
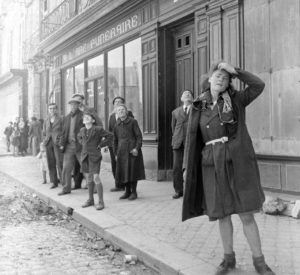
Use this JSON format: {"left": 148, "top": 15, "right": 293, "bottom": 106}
{"left": 1, "top": 170, "right": 216, "bottom": 275}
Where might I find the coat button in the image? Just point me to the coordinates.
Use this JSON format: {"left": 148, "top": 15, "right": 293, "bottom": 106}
{"left": 220, "top": 122, "right": 224, "bottom": 126}
{"left": 206, "top": 125, "right": 209, "bottom": 128}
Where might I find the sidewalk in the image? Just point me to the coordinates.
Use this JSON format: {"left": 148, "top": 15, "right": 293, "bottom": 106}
{"left": 0, "top": 152, "right": 299, "bottom": 275}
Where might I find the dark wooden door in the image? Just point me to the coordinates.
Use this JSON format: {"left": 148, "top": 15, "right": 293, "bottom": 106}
{"left": 173, "top": 24, "right": 194, "bottom": 106}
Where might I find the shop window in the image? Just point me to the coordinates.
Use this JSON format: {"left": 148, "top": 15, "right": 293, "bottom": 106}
{"left": 87, "top": 54, "right": 104, "bottom": 78}
{"left": 63, "top": 67, "right": 74, "bottom": 114}
{"left": 74, "top": 62, "right": 84, "bottom": 94}
{"left": 108, "top": 46, "right": 124, "bottom": 115}
{"left": 125, "top": 38, "right": 143, "bottom": 132}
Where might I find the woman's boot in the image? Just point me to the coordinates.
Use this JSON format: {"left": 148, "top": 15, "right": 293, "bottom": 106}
{"left": 82, "top": 181, "right": 95, "bottom": 207}
{"left": 215, "top": 252, "right": 236, "bottom": 275}
{"left": 42, "top": 171, "right": 47, "bottom": 184}
{"left": 119, "top": 183, "right": 131, "bottom": 199}
{"left": 128, "top": 181, "right": 137, "bottom": 200}
{"left": 95, "top": 183, "right": 105, "bottom": 210}
{"left": 253, "top": 255, "right": 275, "bottom": 275}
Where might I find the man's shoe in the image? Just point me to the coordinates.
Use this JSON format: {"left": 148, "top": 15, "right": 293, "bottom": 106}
{"left": 128, "top": 192, "right": 137, "bottom": 200}
{"left": 110, "top": 187, "right": 124, "bottom": 192}
{"left": 42, "top": 181, "right": 47, "bottom": 184}
{"left": 72, "top": 186, "right": 81, "bottom": 190}
{"left": 58, "top": 191, "right": 71, "bottom": 196}
{"left": 50, "top": 184, "right": 58, "bottom": 189}
{"left": 172, "top": 192, "right": 183, "bottom": 199}
{"left": 82, "top": 200, "right": 94, "bottom": 208}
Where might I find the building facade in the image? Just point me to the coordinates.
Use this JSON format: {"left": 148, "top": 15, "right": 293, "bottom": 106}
{"left": 36, "top": 0, "right": 300, "bottom": 193}
{"left": 0, "top": 1, "right": 27, "bottom": 131}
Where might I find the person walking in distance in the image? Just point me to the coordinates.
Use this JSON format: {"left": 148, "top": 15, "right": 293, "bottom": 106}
{"left": 3, "top": 121, "right": 13, "bottom": 152}
{"left": 171, "top": 90, "right": 194, "bottom": 199}
{"left": 42, "top": 103, "right": 63, "bottom": 189}
{"left": 77, "top": 109, "right": 112, "bottom": 210}
{"left": 182, "top": 62, "right": 275, "bottom": 275}
{"left": 113, "top": 104, "right": 145, "bottom": 200}
{"left": 108, "top": 96, "right": 134, "bottom": 192}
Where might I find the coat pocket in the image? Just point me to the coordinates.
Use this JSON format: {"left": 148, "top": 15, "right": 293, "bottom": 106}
{"left": 201, "top": 147, "right": 214, "bottom": 166}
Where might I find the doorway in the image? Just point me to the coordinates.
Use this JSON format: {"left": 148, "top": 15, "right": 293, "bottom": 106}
{"left": 173, "top": 23, "right": 194, "bottom": 106}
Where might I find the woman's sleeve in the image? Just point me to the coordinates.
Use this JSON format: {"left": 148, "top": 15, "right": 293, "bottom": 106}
{"left": 234, "top": 68, "right": 265, "bottom": 106}
{"left": 132, "top": 120, "right": 143, "bottom": 150}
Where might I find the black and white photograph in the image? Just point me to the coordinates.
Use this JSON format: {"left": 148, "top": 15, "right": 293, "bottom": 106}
{"left": 0, "top": 0, "right": 299, "bottom": 274}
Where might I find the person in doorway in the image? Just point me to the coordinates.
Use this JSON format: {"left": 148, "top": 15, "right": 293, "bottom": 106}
{"left": 3, "top": 121, "right": 13, "bottom": 152}
{"left": 19, "top": 117, "right": 29, "bottom": 156}
{"left": 108, "top": 96, "right": 134, "bottom": 192}
{"left": 77, "top": 108, "right": 112, "bottom": 210}
{"left": 43, "top": 103, "right": 63, "bottom": 189}
{"left": 113, "top": 104, "right": 145, "bottom": 200}
{"left": 171, "top": 90, "right": 194, "bottom": 199}
{"left": 58, "top": 96, "right": 84, "bottom": 195}
{"left": 182, "top": 62, "right": 275, "bottom": 275}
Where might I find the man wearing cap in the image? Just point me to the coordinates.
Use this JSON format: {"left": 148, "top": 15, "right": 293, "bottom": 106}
{"left": 58, "top": 96, "right": 85, "bottom": 195}
{"left": 171, "top": 90, "right": 194, "bottom": 199}
{"left": 108, "top": 96, "right": 134, "bottom": 192}
{"left": 4, "top": 121, "right": 13, "bottom": 152}
{"left": 70, "top": 93, "right": 104, "bottom": 190}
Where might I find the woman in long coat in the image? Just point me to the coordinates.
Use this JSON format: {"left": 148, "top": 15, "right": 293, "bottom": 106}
{"left": 182, "top": 62, "right": 274, "bottom": 275}
{"left": 113, "top": 104, "right": 145, "bottom": 200}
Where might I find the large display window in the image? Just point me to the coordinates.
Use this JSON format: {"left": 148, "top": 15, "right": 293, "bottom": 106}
{"left": 61, "top": 37, "right": 143, "bottom": 130}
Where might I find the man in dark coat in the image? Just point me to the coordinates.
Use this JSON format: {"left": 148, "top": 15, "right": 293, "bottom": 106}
{"left": 58, "top": 97, "right": 85, "bottom": 195}
{"left": 171, "top": 90, "right": 193, "bottom": 199}
{"left": 113, "top": 104, "right": 145, "bottom": 200}
{"left": 4, "top": 121, "right": 13, "bottom": 152}
{"left": 42, "top": 103, "right": 63, "bottom": 189}
{"left": 108, "top": 96, "right": 133, "bottom": 192}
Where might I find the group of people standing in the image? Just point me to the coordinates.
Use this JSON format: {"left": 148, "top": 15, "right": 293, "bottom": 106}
{"left": 171, "top": 62, "right": 275, "bottom": 275}
{"left": 3, "top": 117, "right": 43, "bottom": 156}
{"left": 38, "top": 93, "right": 145, "bottom": 211}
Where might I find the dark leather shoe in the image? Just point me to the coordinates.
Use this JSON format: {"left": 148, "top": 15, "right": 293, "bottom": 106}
{"left": 172, "top": 192, "right": 183, "bottom": 199}
{"left": 50, "top": 184, "right": 58, "bottom": 189}
{"left": 72, "top": 186, "right": 81, "bottom": 190}
{"left": 110, "top": 187, "right": 125, "bottom": 192}
{"left": 58, "top": 191, "right": 71, "bottom": 196}
{"left": 128, "top": 192, "right": 137, "bottom": 200}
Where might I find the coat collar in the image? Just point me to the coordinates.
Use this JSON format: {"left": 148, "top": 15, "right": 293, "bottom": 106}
{"left": 116, "top": 116, "right": 131, "bottom": 125}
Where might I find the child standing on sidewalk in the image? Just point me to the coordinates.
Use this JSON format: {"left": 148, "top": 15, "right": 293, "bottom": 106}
{"left": 78, "top": 108, "right": 112, "bottom": 210}
{"left": 36, "top": 142, "right": 48, "bottom": 184}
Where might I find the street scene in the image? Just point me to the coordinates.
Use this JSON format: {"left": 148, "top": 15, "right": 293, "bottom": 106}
{"left": 1, "top": 0, "right": 300, "bottom": 275}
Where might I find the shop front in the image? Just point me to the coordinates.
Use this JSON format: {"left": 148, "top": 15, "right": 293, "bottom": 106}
{"left": 39, "top": 0, "right": 300, "bottom": 193}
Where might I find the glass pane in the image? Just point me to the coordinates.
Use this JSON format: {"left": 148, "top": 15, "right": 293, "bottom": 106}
{"left": 97, "top": 78, "right": 105, "bottom": 124}
{"left": 74, "top": 63, "right": 84, "bottom": 94}
{"left": 63, "top": 67, "right": 74, "bottom": 114}
{"left": 108, "top": 46, "right": 123, "bottom": 114}
{"left": 87, "top": 54, "right": 104, "bottom": 77}
{"left": 125, "top": 38, "right": 143, "bottom": 131}
{"left": 86, "top": 81, "right": 94, "bottom": 108}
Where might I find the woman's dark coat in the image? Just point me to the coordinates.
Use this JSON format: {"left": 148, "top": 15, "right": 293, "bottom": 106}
{"left": 113, "top": 116, "right": 145, "bottom": 183}
{"left": 182, "top": 68, "right": 266, "bottom": 221}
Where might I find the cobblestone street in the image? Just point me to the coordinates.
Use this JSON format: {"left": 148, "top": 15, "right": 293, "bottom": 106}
{"left": 0, "top": 172, "right": 157, "bottom": 275}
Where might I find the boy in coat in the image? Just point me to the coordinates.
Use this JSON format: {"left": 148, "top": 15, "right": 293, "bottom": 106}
{"left": 78, "top": 108, "right": 112, "bottom": 210}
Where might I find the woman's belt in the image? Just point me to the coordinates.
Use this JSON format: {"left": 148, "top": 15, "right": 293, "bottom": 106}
{"left": 205, "top": 136, "right": 228, "bottom": 146}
